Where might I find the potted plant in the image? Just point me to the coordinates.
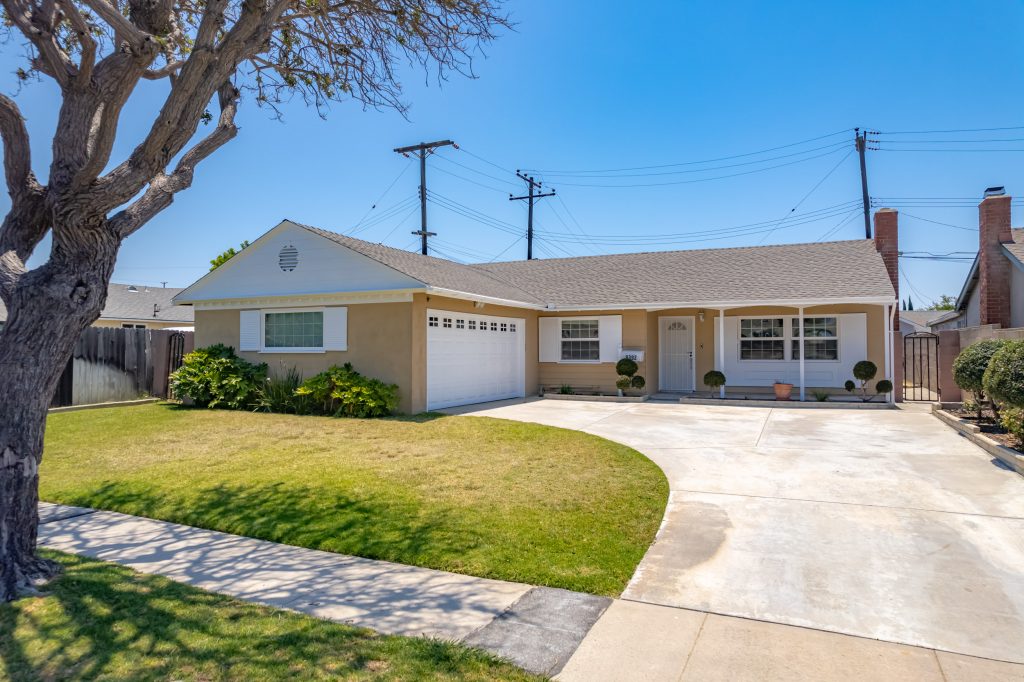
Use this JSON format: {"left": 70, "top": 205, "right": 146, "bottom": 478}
{"left": 615, "top": 358, "right": 645, "bottom": 398}
{"left": 703, "top": 370, "right": 726, "bottom": 397}
{"left": 773, "top": 380, "right": 793, "bottom": 401}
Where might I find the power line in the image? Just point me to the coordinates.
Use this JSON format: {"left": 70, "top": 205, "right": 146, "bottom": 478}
{"left": 899, "top": 213, "right": 976, "bottom": 232}
{"left": 489, "top": 234, "right": 526, "bottom": 262}
{"left": 435, "top": 153, "right": 520, "bottom": 186}
{"left": 346, "top": 159, "right": 415, "bottom": 235}
{"left": 349, "top": 196, "right": 419, "bottom": 235}
{"left": 758, "top": 148, "right": 855, "bottom": 244}
{"left": 432, "top": 164, "right": 510, "bottom": 194}
{"left": 816, "top": 209, "right": 862, "bottom": 242}
{"left": 876, "top": 125, "right": 1024, "bottom": 135}
{"left": 377, "top": 204, "right": 421, "bottom": 244}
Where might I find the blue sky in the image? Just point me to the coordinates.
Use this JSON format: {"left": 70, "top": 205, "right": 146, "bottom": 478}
{"left": 3, "top": 0, "right": 1023, "bottom": 306}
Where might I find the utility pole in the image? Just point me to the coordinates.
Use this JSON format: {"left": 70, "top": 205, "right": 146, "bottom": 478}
{"left": 509, "top": 171, "right": 555, "bottom": 260}
{"left": 855, "top": 128, "right": 871, "bottom": 238}
{"left": 393, "top": 139, "right": 455, "bottom": 255}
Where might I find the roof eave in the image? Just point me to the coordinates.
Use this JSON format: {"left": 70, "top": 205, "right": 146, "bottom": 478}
{"left": 549, "top": 295, "right": 898, "bottom": 312}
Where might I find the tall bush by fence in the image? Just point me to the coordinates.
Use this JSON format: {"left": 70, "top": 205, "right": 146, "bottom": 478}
{"left": 50, "top": 327, "right": 194, "bottom": 408}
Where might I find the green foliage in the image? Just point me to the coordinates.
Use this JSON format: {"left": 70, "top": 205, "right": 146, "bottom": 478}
{"left": 844, "top": 380, "right": 856, "bottom": 392}
{"left": 876, "top": 379, "right": 893, "bottom": 395}
{"left": 812, "top": 389, "right": 830, "bottom": 402}
{"left": 209, "top": 240, "right": 251, "bottom": 271}
{"left": 925, "top": 294, "right": 957, "bottom": 311}
{"left": 294, "top": 363, "right": 399, "bottom": 418}
{"left": 255, "top": 367, "right": 304, "bottom": 414}
{"left": 703, "top": 370, "right": 726, "bottom": 389}
{"left": 983, "top": 340, "right": 1024, "bottom": 409}
{"left": 630, "top": 375, "right": 646, "bottom": 390}
{"left": 615, "top": 376, "right": 632, "bottom": 391}
{"left": 558, "top": 384, "right": 574, "bottom": 395}
{"left": 615, "top": 358, "right": 639, "bottom": 377}
{"left": 852, "top": 360, "right": 877, "bottom": 382}
{"left": 953, "top": 340, "right": 1005, "bottom": 397}
{"left": 170, "top": 344, "right": 267, "bottom": 409}
{"left": 999, "top": 407, "right": 1024, "bottom": 447}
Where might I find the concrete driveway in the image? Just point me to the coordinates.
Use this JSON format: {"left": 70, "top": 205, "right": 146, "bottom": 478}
{"left": 444, "top": 399, "right": 1024, "bottom": 664}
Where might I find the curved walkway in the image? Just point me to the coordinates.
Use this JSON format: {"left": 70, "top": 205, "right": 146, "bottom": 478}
{"left": 444, "top": 398, "right": 1024, "bottom": 676}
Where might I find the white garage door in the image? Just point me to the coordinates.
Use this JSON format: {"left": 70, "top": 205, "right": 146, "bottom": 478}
{"left": 426, "top": 309, "right": 526, "bottom": 410}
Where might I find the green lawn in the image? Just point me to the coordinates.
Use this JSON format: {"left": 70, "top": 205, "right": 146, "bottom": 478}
{"left": 0, "top": 551, "right": 540, "bottom": 681}
{"left": 41, "top": 403, "right": 667, "bottom": 596}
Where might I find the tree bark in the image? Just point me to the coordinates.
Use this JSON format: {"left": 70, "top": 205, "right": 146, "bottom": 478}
{"left": 0, "top": 225, "right": 116, "bottom": 601}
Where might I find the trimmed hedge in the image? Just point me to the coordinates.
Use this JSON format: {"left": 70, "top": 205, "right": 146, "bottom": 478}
{"left": 983, "top": 340, "right": 1024, "bottom": 409}
{"left": 953, "top": 340, "right": 1006, "bottom": 396}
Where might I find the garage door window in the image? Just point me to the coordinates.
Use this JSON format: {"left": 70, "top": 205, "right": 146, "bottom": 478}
{"left": 561, "top": 319, "right": 600, "bottom": 361}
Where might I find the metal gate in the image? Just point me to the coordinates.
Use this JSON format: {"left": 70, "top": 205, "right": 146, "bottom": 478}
{"left": 166, "top": 332, "right": 187, "bottom": 399}
{"left": 903, "top": 332, "right": 939, "bottom": 402}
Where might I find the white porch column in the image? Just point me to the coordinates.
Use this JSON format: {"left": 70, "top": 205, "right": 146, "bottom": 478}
{"left": 798, "top": 306, "right": 805, "bottom": 402}
{"left": 717, "top": 308, "right": 726, "bottom": 398}
{"left": 884, "top": 303, "right": 893, "bottom": 404}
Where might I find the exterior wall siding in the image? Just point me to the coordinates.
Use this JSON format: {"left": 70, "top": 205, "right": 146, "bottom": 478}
{"left": 92, "top": 319, "right": 192, "bottom": 330}
{"left": 1011, "top": 265, "right": 1024, "bottom": 329}
{"left": 195, "top": 302, "right": 416, "bottom": 413}
{"left": 537, "top": 309, "right": 648, "bottom": 395}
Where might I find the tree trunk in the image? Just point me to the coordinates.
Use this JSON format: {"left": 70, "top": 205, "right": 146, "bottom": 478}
{"left": 0, "top": 235, "right": 116, "bottom": 602}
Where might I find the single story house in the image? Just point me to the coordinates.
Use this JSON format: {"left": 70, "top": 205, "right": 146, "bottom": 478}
{"left": 900, "top": 310, "right": 950, "bottom": 335}
{"left": 931, "top": 188, "right": 1024, "bottom": 332}
{"left": 174, "top": 210, "right": 902, "bottom": 413}
{"left": 0, "top": 282, "right": 194, "bottom": 331}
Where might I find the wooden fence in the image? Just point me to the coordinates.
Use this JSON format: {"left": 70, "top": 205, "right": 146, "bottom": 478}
{"left": 50, "top": 327, "right": 194, "bottom": 407}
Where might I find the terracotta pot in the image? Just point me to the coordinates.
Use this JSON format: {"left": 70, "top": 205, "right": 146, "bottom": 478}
{"left": 774, "top": 382, "right": 794, "bottom": 401}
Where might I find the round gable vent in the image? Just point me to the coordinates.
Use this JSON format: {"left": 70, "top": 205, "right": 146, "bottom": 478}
{"left": 279, "top": 244, "right": 299, "bottom": 272}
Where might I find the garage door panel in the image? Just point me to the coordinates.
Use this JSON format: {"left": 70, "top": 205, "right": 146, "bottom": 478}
{"left": 426, "top": 309, "right": 526, "bottom": 410}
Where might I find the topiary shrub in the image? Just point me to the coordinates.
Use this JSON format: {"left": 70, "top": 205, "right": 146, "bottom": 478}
{"left": 631, "top": 375, "right": 646, "bottom": 390}
{"left": 615, "top": 358, "right": 639, "bottom": 377}
{"left": 170, "top": 344, "right": 267, "bottom": 410}
{"left": 876, "top": 379, "right": 893, "bottom": 398}
{"left": 294, "top": 363, "right": 399, "bottom": 418}
{"left": 844, "top": 379, "right": 856, "bottom": 393}
{"left": 614, "top": 357, "right": 644, "bottom": 396}
{"left": 850, "top": 360, "right": 878, "bottom": 401}
{"left": 953, "top": 339, "right": 1006, "bottom": 420}
{"left": 615, "top": 376, "right": 632, "bottom": 392}
{"left": 703, "top": 370, "right": 726, "bottom": 395}
{"left": 999, "top": 406, "right": 1024, "bottom": 447}
{"left": 983, "top": 340, "right": 1024, "bottom": 410}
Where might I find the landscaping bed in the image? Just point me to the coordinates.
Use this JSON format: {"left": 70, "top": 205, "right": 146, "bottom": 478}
{"left": 0, "top": 551, "right": 539, "bottom": 681}
{"left": 41, "top": 403, "right": 668, "bottom": 597}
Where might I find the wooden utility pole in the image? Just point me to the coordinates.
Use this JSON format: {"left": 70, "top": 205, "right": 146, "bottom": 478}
{"left": 509, "top": 171, "right": 555, "bottom": 260}
{"left": 855, "top": 128, "right": 871, "bottom": 238}
{"left": 393, "top": 139, "right": 455, "bottom": 254}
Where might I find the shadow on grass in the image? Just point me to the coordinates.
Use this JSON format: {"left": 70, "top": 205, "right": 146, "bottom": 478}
{"left": 0, "top": 552, "right": 530, "bottom": 681}
{"left": 60, "top": 479, "right": 481, "bottom": 569}
{"left": 162, "top": 402, "right": 449, "bottom": 424}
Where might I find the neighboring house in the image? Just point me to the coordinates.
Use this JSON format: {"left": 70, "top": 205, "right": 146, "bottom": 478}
{"left": 0, "top": 283, "right": 194, "bottom": 330}
{"left": 932, "top": 188, "right": 1024, "bottom": 332}
{"left": 900, "top": 310, "right": 949, "bottom": 335}
{"left": 174, "top": 211, "right": 902, "bottom": 413}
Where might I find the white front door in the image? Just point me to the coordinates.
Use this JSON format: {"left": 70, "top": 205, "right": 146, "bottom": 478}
{"left": 660, "top": 316, "right": 695, "bottom": 391}
{"left": 426, "top": 309, "right": 526, "bottom": 410}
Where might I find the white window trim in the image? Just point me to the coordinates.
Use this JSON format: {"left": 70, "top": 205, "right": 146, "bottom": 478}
{"left": 260, "top": 306, "right": 326, "bottom": 353}
{"left": 560, "top": 318, "right": 601, "bottom": 364}
{"left": 736, "top": 315, "right": 841, "bottom": 363}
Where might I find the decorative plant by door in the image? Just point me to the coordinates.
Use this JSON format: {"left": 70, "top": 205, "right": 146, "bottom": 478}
{"left": 615, "top": 358, "right": 646, "bottom": 396}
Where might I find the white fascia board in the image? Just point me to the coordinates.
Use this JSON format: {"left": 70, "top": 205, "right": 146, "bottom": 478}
{"left": 190, "top": 289, "right": 418, "bottom": 310}
{"left": 424, "top": 286, "right": 547, "bottom": 310}
{"left": 549, "top": 296, "right": 897, "bottom": 312}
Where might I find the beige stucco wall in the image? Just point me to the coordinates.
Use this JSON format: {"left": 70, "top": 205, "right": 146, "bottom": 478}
{"left": 93, "top": 319, "right": 192, "bottom": 330}
{"left": 1012, "top": 265, "right": 1024, "bottom": 329}
{"left": 195, "top": 302, "right": 416, "bottom": 413}
{"left": 410, "top": 293, "right": 540, "bottom": 413}
{"left": 537, "top": 309, "right": 649, "bottom": 395}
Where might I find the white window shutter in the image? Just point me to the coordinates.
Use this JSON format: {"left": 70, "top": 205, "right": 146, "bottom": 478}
{"left": 323, "top": 307, "right": 348, "bottom": 351}
{"left": 539, "top": 317, "right": 560, "bottom": 362}
{"left": 598, "top": 315, "right": 623, "bottom": 363}
{"left": 239, "top": 310, "right": 260, "bottom": 351}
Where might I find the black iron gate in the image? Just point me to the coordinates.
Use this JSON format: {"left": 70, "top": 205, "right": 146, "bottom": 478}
{"left": 903, "top": 331, "right": 939, "bottom": 402}
{"left": 166, "top": 332, "right": 187, "bottom": 399}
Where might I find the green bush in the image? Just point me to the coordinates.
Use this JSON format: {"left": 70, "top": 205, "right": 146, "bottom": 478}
{"left": 170, "top": 344, "right": 267, "bottom": 410}
{"left": 983, "top": 340, "right": 1024, "bottom": 409}
{"left": 844, "top": 379, "right": 856, "bottom": 392}
{"left": 615, "top": 358, "right": 639, "bottom": 377}
{"left": 850, "top": 360, "right": 878, "bottom": 401}
{"left": 630, "top": 375, "right": 646, "bottom": 390}
{"left": 953, "top": 340, "right": 1006, "bottom": 419}
{"left": 876, "top": 379, "right": 893, "bottom": 396}
{"left": 703, "top": 370, "right": 726, "bottom": 390}
{"left": 812, "top": 389, "right": 830, "bottom": 402}
{"left": 615, "top": 376, "right": 632, "bottom": 391}
{"left": 999, "top": 406, "right": 1024, "bottom": 447}
{"left": 255, "top": 366, "right": 304, "bottom": 414}
{"left": 294, "top": 363, "right": 399, "bottom": 418}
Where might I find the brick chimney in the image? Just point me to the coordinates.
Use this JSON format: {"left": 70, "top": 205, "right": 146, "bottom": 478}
{"left": 978, "top": 188, "right": 1013, "bottom": 328}
{"left": 873, "top": 208, "right": 901, "bottom": 401}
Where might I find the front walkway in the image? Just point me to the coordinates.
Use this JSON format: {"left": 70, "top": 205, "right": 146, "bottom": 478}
{"left": 444, "top": 398, "right": 1024, "bottom": 677}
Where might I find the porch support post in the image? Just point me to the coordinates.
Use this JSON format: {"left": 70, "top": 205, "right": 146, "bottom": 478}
{"left": 717, "top": 308, "right": 726, "bottom": 398}
{"left": 798, "top": 306, "right": 805, "bottom": 402}
{"left": 884, "top": 303, "right": 893, "bottom": 404}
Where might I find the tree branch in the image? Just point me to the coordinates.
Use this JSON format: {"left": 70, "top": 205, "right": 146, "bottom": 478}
{"left": 79, "top": 0, "right": 151, "bottom": 49}
{"left": 2, "top": 0, "right": 74, "bottom": 87}
{"left": 108, "top": 82, "right": 239, "bottom": 237}
{"left": 0, "top": 96, "right": 34, "bottom": 199}
{"left": 57, "top": 0, "right": 96, "bottom": 85}
{"left": 141, "top": 60, "right": 184, "bottom": 80}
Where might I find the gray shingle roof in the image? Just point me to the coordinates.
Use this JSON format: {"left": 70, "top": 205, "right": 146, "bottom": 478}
{"left": 301, "top": 223, "right": 896, "bottom": 308}
{"left": 0, "top": 283, "right": 194, "bottom": 323}
{"left": 1005, "top": 228, "right": 1024, "bottom": 266}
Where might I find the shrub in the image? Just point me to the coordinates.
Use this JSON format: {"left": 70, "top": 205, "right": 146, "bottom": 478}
{"left": 615, "top": 376, "right": 632, "bottom": 391}
{"left": 170, "top": 344, "right": 267, "bottom": 410}
{"left": 812, "top": 389, "right": 830, "bottom": 402}
{"left": 615, "top": 358, "right": 639, "bottom": 377}
{"left": 844, "top": 379, "right": 856, "bottom": 392}
{"left": 255, "top": 366, "right": 303, "bottom": 414}
{"left": 999, "top": 406, "right": 1024, "bottom": 447}
{"left": 294, "top": 363, "right": 399, "bottom": 418}
{"left": 558, "top": 384, "right": 574, "bottom": 395}
{"left": 703, "top": 370, "right": 726, "bottom": 391}
{"left": 953, "top": 340, "right": 1006, "bottom": 420}
{"left": 983, "top": 340, "right": 1024, "bottom": 409}
{"left": 630, "top": 375, "right": 646, "bottom": 390}
{"left": 876, "top": 379, "right": 893, "bottom": 397}
{"left": 849, "top": 360, "right": 878, "bottom": 401}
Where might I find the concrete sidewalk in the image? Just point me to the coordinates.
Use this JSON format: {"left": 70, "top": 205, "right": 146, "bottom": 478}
{"left": 36, "top": 503, "right": 609, "bottom": 677}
